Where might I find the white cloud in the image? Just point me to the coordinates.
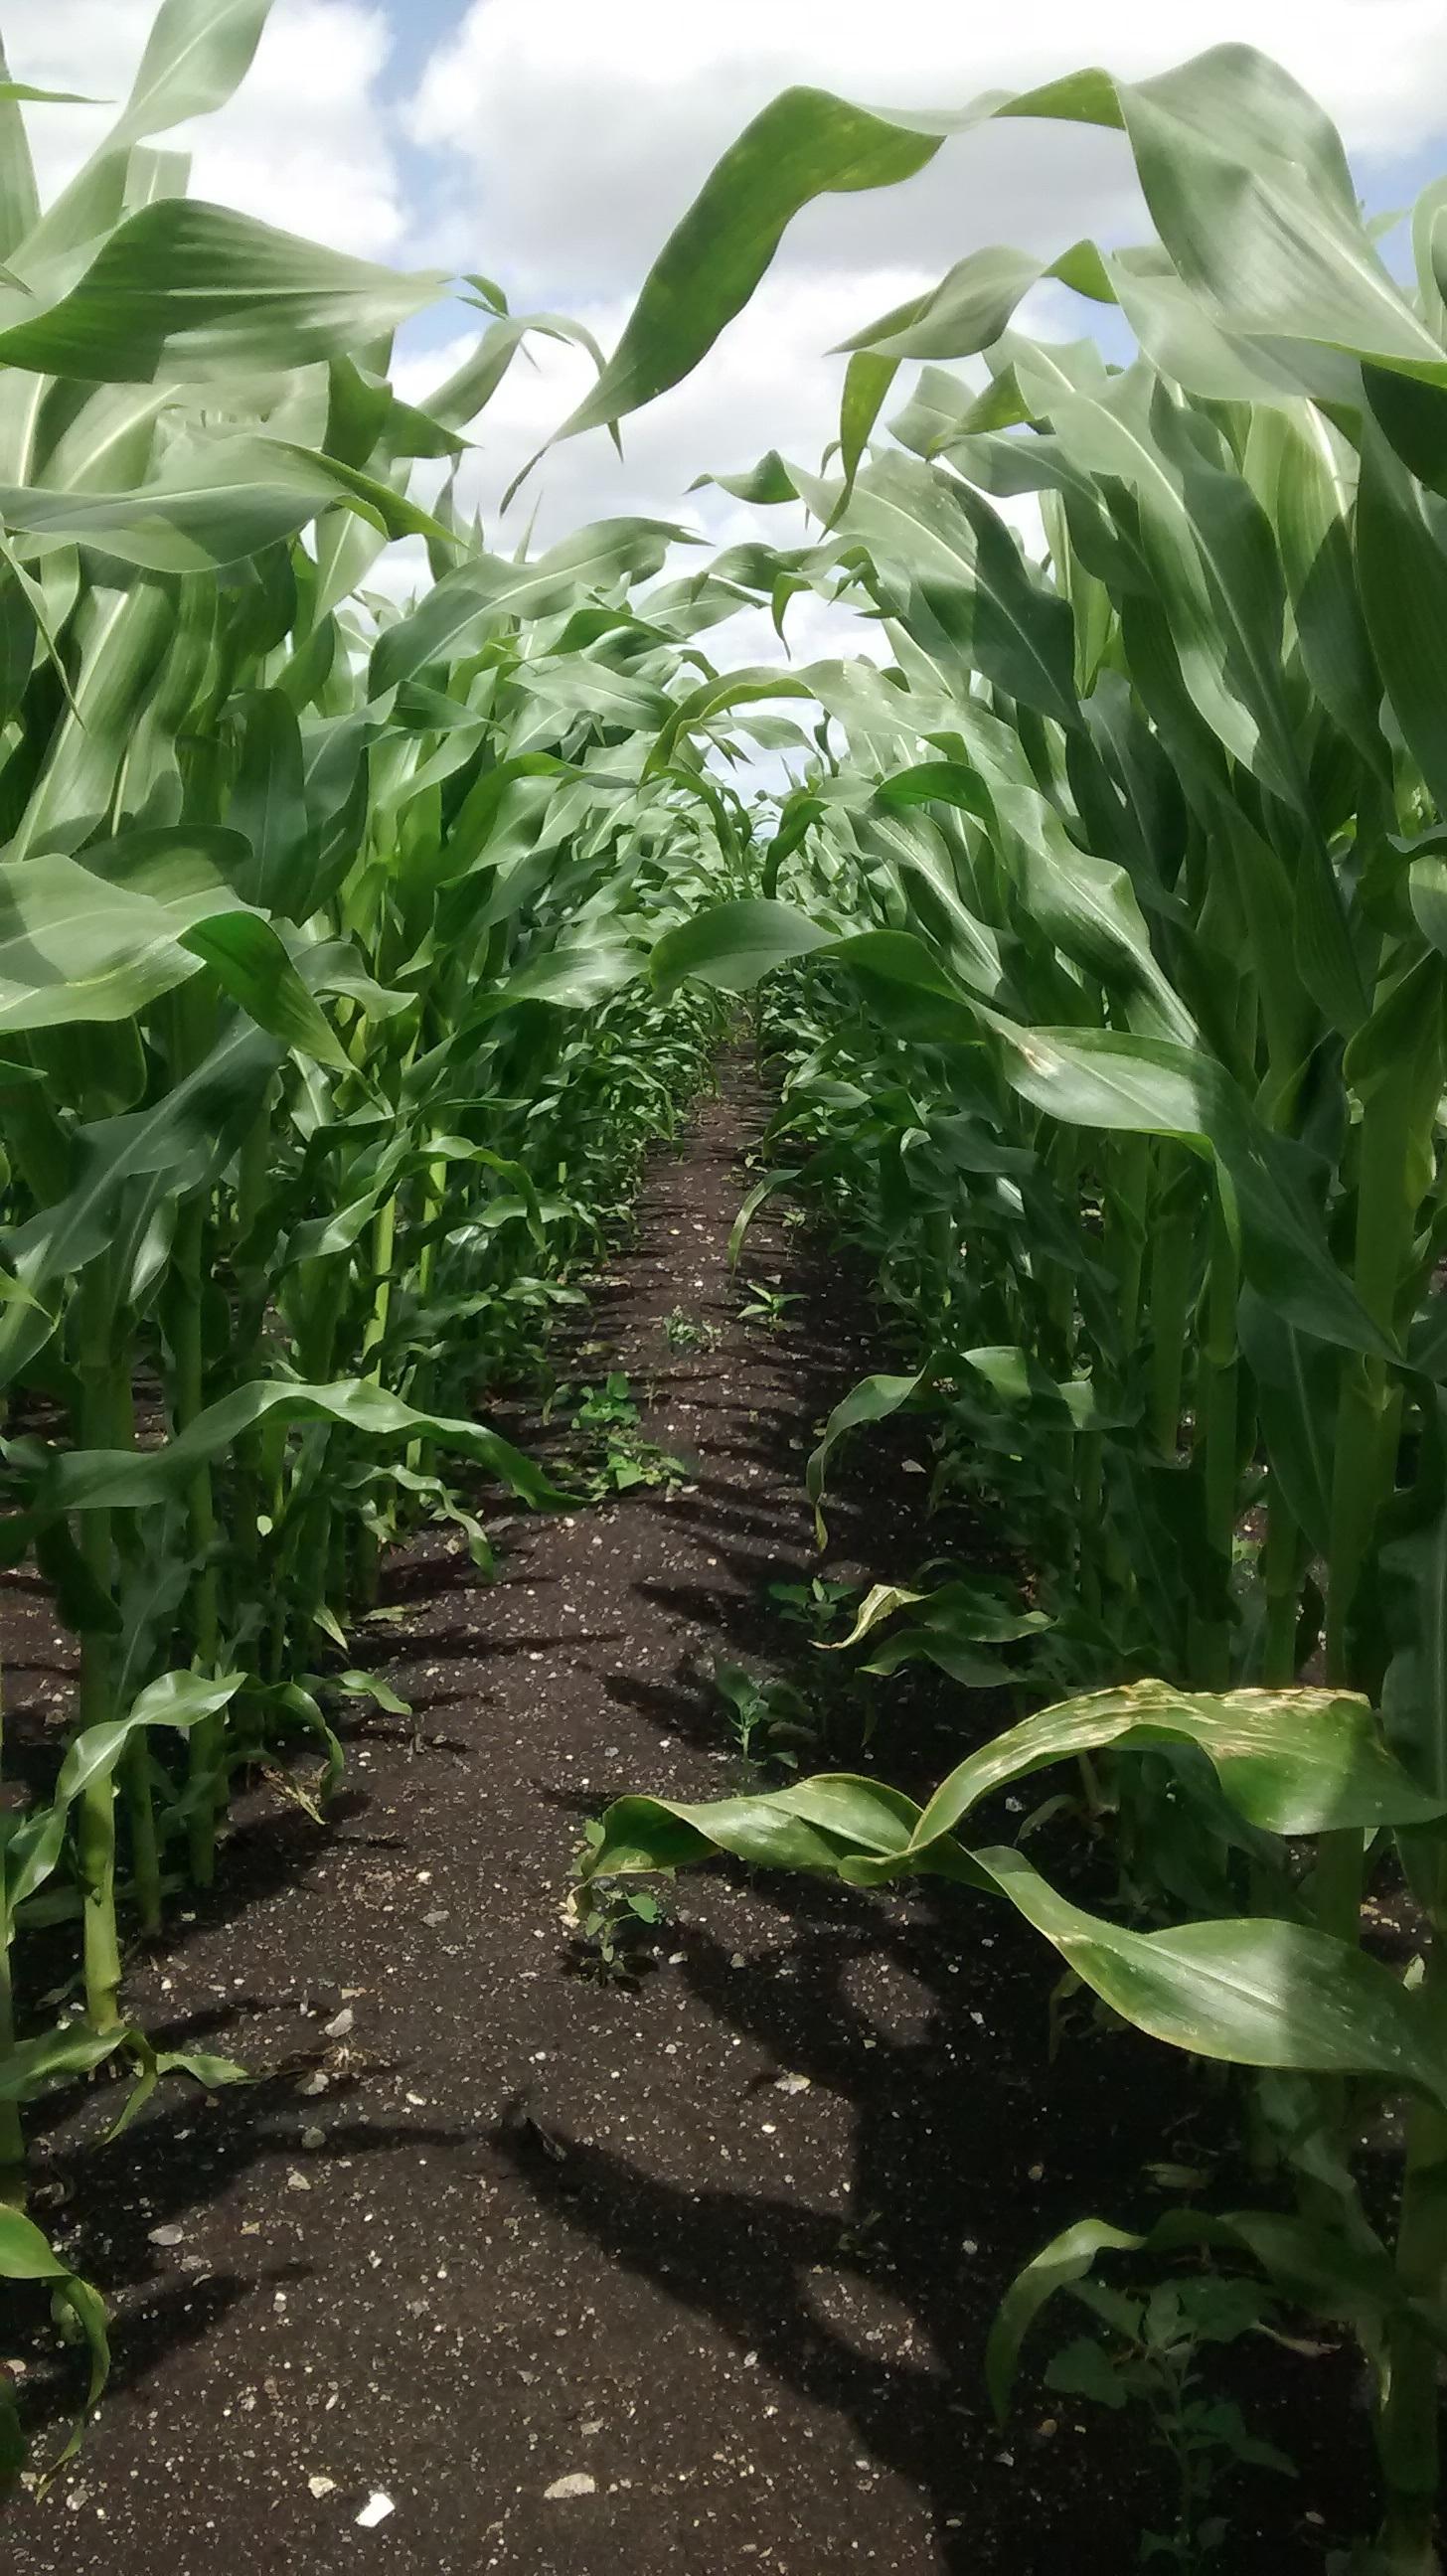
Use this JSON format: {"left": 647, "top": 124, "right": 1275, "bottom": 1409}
{"left": 715, "top": 584, "right": 894, "bottom": 679}
{"left": 10, "top": 0, "right": 406, "bottom": 258}
{"left": 406, "top": 6, "right": 1141, "bottom": 292}
{"left": 406, "top": 0, "right": 1447, "bottom": 299}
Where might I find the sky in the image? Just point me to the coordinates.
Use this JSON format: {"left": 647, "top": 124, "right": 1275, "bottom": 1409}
{"left": 13, "top": 1, "right": 1447, "bottom": 653}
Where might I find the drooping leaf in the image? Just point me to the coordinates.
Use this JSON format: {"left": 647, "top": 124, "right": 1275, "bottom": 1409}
{"left": 0, "top": 202, "right": 444, "bottom": 381}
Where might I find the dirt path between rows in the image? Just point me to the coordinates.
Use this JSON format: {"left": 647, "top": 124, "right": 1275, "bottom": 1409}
{"left": 6, "top": 1061, "right": 1364, "bottom": 2574}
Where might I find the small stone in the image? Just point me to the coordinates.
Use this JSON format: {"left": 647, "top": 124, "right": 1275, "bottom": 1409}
{"left": 286, "top": 2169, "right": 312, "bottom": 2192}
{"left": 774, "top": 2073, "right": 810, "bottom": 2096}
{"left": 355, "top": 2492, "right": 395, "bottom": 2528}
{"left": 301, "top": 2127, "right": 326, "bottom": 2152}
{"left": 147, "top": 2223, "right": 185, "bottom": 2248}
{"left": 300, "top": 2071, "right": 329, "bottom": 2098}
{"left": 308, "top": 2475, "right": 337, "bottom": 2498}
{"left": 544, "top": 2473, "right": 597, "bottom": 2500}
{"left": 324, "top": 2007, "right": 354, "bottom": 2039}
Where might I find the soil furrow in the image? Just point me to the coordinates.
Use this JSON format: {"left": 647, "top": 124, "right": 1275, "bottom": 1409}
{"left": 5, "top": 1064, "right": 1360, "bottom": 2574}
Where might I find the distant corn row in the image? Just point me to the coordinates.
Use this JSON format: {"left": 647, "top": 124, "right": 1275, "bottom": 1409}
{"left": 0, "top": 0, "right": 786, "bottom": 2484}
{"left": 577, "top": 47, "right": 1447, "bottom": 2572}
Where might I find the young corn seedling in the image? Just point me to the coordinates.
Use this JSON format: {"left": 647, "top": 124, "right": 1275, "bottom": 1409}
{"left": 737, "top": 1281, "right": 802, "bottom": 1332}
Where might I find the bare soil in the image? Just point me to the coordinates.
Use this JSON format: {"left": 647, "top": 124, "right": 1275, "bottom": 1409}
{"left": 3, "top": 1061, "right": 1369, "bottom": 2573}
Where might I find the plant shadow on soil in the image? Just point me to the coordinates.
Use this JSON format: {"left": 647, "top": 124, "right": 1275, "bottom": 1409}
{"left": 3, "top": 1059, "right": 1371, "bottom": 2575}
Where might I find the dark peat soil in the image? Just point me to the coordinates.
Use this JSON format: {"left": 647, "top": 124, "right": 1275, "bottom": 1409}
{"left": 4, "top": 1061, "right": 1370, "bottom": 2575}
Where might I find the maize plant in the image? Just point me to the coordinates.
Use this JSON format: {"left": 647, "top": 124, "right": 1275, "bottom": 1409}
{"left": 572, "top": 42, "right": 1447, "bottom": 2575}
